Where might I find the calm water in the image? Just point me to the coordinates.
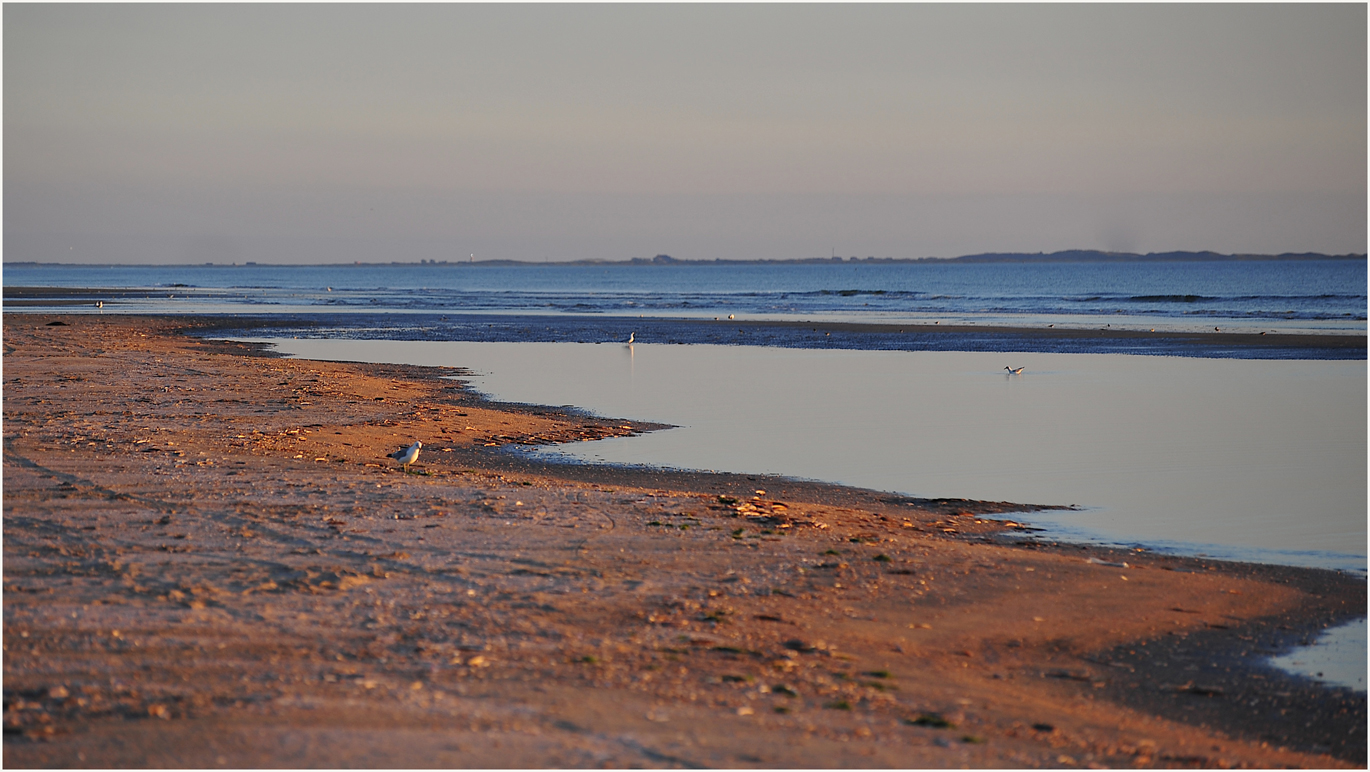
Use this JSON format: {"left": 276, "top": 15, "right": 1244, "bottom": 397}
{"left": 6, "top": 260, "right": 1366, "bottom": 335}
{"left": 1268, "top": 619, "right": 1367, "bottom": 692}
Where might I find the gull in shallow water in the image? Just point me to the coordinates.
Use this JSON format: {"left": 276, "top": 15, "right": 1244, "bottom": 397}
{"left": 1004, "top": 366, "right": 1025, "bottom": 375}
{"left": 626, "top": 332, "right": 635, "bottom": 345}
{"left": 389, "top": 441, "right": 422, "bottom": 472}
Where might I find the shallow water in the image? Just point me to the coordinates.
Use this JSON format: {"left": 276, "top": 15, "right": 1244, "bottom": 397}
{"left": 261, "top": 338, "right": 1366, "bottom": 572}
{"left": 1267, "top": 619, "right": 1367, "bottom": 692}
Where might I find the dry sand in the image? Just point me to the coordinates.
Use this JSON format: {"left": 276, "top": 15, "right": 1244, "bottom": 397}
{"left": 3, "top": 315, "right": 1364, "bottom": 768}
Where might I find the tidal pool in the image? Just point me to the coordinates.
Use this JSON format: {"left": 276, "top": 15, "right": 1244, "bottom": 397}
{"left": 260, "top": 338, "right": 1366, "bottom": 572}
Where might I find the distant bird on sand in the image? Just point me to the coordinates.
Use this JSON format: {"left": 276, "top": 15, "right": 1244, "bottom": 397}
{"left": 389, "top": 441, "right": 422, "bottom": 472}
{"left": 1004, "top": 366, "right": 1024, "bottom": 375}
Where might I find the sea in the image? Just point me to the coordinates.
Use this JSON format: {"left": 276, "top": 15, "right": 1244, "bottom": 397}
{"left": 4, "top": 259, "right": 1366, "bottom": 342}
{"left": 6, "top": 258, "right": 1366, "bottom": 689}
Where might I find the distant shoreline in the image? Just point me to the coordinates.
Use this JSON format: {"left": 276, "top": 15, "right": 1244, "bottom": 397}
{"left": 4, "top": 249, "right": 1366, "bottom": 269}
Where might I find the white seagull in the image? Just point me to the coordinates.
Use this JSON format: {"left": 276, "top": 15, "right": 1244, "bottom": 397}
{"left": 389, "top": 441, "right": 422, "bottom": 472}
{"left": 1004, "top": 366, "right": 1024, "bottom": 375}
{"left": 626, "top": 332, "right": 635, "bottom": 345}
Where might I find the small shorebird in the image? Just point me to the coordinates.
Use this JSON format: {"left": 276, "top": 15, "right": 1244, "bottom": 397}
{"left": 626, "top": 332, "right": 635, "bottom": 345}
{"left": 389, "top": 441, "right": 422, "bottom": 472}
{"left": 1004, "top": 366, "right": 1024, "bottom": 375}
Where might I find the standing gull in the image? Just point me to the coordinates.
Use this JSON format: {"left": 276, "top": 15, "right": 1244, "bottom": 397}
{"left": 389, "top": 441, "right": 422, "bottom": 472}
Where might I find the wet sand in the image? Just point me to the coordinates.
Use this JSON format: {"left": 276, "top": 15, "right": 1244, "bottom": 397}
{"left": 3, "top": 315, "right": 1364, "bottom": 767}
{"left": 217, "top": 312, "right": 1368, "bottom": 360}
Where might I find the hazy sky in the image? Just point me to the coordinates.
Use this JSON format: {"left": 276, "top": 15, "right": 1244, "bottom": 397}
{"left": 5, "top": 4, "right": 1365, "bottom": 264}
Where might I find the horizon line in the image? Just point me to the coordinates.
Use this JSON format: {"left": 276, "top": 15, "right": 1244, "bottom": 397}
{"left": 4, "top": 249, "right": 1366, "bottom": 269}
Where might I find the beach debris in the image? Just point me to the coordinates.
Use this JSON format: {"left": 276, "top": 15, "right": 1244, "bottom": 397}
{"left": 908, "top": 713, "right": 953, "bottom": 728}
{"left": 1164, "top": 682, "right": 1224, "bottom": 697}
{"left": 1044, "top": 669, "right": 1095, "bottom": 682}
{"left": 1085, "top": 557, "right": 1129, "bottom": 568}
{"left": 782, "top": 638, "right": 833, "bottom": 654}
{"left": 714, "top": 496, "right": 825, "bottom": 529}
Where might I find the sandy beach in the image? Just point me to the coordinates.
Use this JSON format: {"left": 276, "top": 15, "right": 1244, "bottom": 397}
{"left": 3, "top": 315, "right": 1364, "bottom": 768}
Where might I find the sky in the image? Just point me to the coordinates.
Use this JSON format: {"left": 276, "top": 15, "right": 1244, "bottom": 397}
{"left": 4, "top": 4, "right": 1366, "bottom": 264}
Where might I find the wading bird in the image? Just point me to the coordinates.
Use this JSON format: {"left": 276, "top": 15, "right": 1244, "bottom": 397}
{"left": 1005, "top": 366, "right": 1025, "bottom": 375}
